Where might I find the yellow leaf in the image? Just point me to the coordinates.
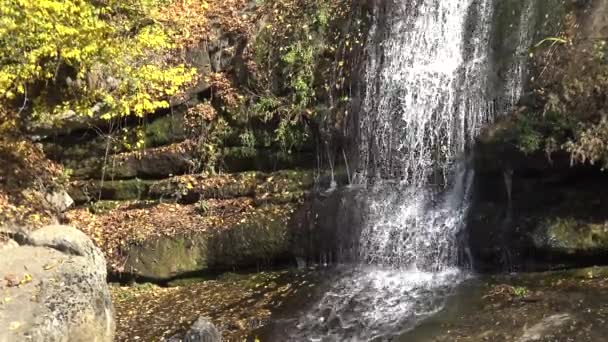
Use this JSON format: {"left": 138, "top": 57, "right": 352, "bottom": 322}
{"left": 20, "top": 273, "right": 32, "bottom": 285}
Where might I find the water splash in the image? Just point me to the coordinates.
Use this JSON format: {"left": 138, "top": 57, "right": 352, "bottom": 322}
{"left": 359, "top": 162, "right": 474, "bottom": 271}
{"left": 292, "top": 267, "right": 463, "bottom": 341}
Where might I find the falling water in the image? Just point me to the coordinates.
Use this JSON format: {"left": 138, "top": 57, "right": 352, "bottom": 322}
{"left": 285, "top": 0, "right": 531, "bottom": 340}
{"left": 356, "top": 0, "right": 495, "bottom": 186}
{"left": 504, "top": 0, "right": 536, "bottom": 106}
{"left": 354, "top": 0, "right": 496, "bottom": 272}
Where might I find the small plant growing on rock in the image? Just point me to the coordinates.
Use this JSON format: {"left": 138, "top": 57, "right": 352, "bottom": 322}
{"left": 511, "top": 286, "right": 529, "bottom": 298}
{"left": 195, "top": 199, "right": 210, "bottom": 216}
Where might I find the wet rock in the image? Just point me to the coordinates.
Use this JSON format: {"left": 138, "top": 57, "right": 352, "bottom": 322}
{"left": 532, "top": 218, "right": 608, "bottom": 255}
{"left": 518, "top": 313, "right": 572, "bottom": 341}
{"left": 469, "top": 122, "right": 608, "bottom": 272}
{"left": 290, "top": 186, "right": 368, "bottom": 264}
{"left": 184, "top": 317, "right": 222, "bottom": 342}
{"left": 0, "top": 225, "right": 115, "bottom": 342}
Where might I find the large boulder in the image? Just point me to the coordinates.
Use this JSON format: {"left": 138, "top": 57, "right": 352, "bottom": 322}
{"left": 0, "top": 225, "right": 115, "bottom": 342}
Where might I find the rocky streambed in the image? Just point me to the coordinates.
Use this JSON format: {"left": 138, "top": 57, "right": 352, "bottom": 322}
{"left": 403, "top": 267, "right": 608, "bottom": 342}
{"left": 110, "top": 269, "right": 325, "bottom": 341}
{"left": 108, "top": 265, "right": 608, "bottom": 342}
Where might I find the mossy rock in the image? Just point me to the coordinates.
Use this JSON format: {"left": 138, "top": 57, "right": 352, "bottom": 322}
{"left": 69, "top": 179, "right": 155, "bottom": 203}
{"left": 143, "top": 113, "right": 186, "bottom": 148}
{"left": 533, "top": 218, "right": 608, "bottom": 255}
{"left": 67, "top": 143, "right": 196, "bottom": 180}
{"left": 148, "top": 170, "right": 314, "bottom": 204}
{"left": 43, "top": 113, "right": 187, "bottom": 164}
{"left": 88, "top": 201, "right": 122, "bottom": 215}
{"left": 124, "top": 234, "right": 210, "bottom": 280}
{"left": 220, "top": 147, "right": 315, "bottom": 172}
{"left": 122, "top": 204, "right": 295, "bottom": 280}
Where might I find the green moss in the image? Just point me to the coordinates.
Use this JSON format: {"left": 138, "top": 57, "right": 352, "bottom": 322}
{"left": 88, "top": 200, "right": 121, "bottom": 215}
{"left": 206, "top": 204, "right": 295, "bottom": 268}
{"left": 122, "top": 203, "right": 296, "bottom": 279}
{"left": 69, "top": 178, "right": 155, "bottom": 203}
{"left": 485, "top": 112, "right": 575, "bottom": 155}
{"left": 537, "top": 217, "right": 608, "bottom": 253}
{"left": 144, "top": 114, "right": 186, "bottom": 147}
{"left": 125, "top": 234, "right": 209, "bottom": 279}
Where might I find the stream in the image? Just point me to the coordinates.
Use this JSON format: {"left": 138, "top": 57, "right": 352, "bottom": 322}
{"left": 252, "top": 267, "right": 608, "bottom": 342}
{"left": 111, "top": 266, "right": 608, "bottom": 341}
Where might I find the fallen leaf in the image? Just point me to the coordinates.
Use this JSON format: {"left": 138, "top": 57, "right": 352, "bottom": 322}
{"left": 20, "top": 273, "right": 33, "bottom": 285}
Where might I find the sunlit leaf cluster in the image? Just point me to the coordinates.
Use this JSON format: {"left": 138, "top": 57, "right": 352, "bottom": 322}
{"left": 0, "top": 0, "right": 196, "bottom": 130}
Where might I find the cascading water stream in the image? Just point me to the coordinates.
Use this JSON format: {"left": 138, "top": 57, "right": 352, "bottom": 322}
{"left": 284, "top": 0, "right": 532, "bottom": 340}
{"left": 355, "top": 0, "right": 496, "bottom": 273}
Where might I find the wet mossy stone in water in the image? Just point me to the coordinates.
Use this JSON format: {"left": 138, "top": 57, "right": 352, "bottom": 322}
{"left": 533, "top": 218, "right": 608, "bottom": 255}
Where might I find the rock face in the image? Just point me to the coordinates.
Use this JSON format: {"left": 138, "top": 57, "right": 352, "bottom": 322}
{"left": 467, "top": 0, "right": 608, "bottom": 272}
{"left": 290, "top": 187, "right": 368, "bottom": 265}
{"left": 469, "top": 122, "right": 608, "bottom": 272}
{"left": 0, "top": 225, "right": 115, "bottom": 342}
{"left": 122, "top": 204, "right": 295, "bottom": 280}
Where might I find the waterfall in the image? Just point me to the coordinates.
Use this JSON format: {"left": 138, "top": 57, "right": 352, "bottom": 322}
{"left": 357, "top": 0, "right": 494, "bottom": 272}
{"left": 286, "top": 1, "right": 532, "bottom": 340}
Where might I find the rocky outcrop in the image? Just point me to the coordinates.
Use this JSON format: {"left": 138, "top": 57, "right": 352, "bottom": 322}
{"left": 69, "top": 170, "right": 313, "bottom": 204}
{"left": 469, "top": 118, "right": 608, "bottom": 272}
{"left": 62, "top": 145, "right": 314, "bottom": 181}
{"left": 0, "top": 225, "right": 114, "bottom": 342}
{"left": 467, "top": 0, "right": 608, "bottom": 272}
{"left": 122, "top": 203, "right": 294, "bottom": 280}
{"left": 290, "top": 187, "right": 368, "bottom": 265}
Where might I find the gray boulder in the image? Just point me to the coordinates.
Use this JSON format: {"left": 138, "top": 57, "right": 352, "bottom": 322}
{"left": 0, "top": 225, "right": 115, "bottom": 342}
{"left": 44, "top": 189, "right": 74, "bottom": 213}
{"left": 184, "top": 317, "right": 222, "bottom": 342}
